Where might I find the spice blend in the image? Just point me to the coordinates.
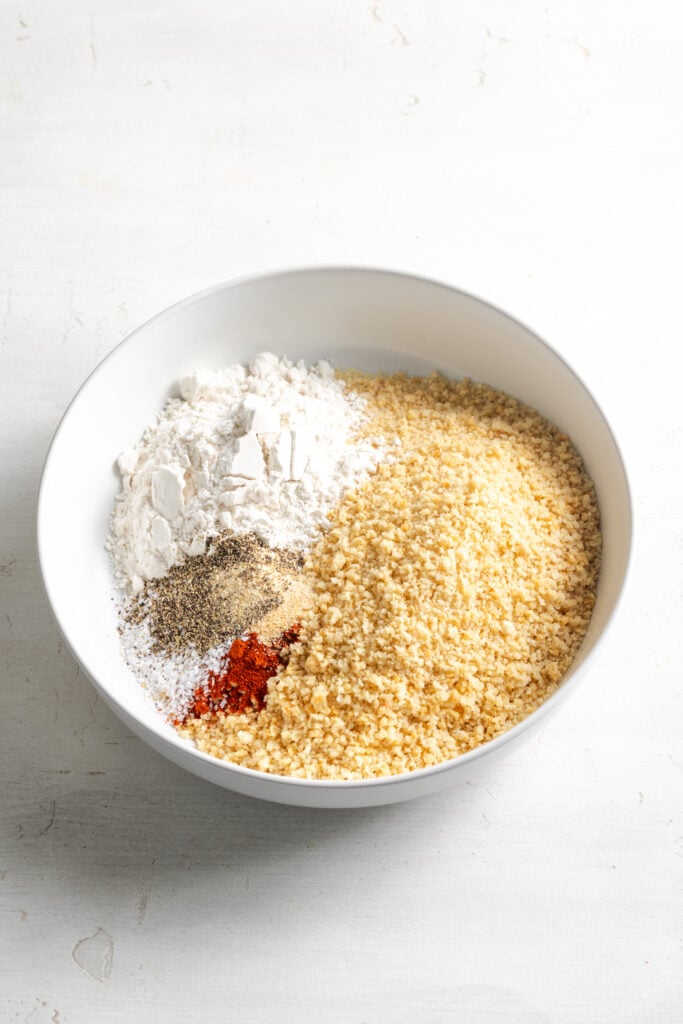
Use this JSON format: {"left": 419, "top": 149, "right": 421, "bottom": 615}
{"left": 111, "top": 355, "right": 602, "bottom": 780}
{"left": 128, "top": 533, "right": 304, "bottom": 656}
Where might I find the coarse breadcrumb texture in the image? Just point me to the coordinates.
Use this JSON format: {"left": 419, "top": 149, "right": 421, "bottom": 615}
{"left": 179, "top": 371, "right": 601, "bottom": 780}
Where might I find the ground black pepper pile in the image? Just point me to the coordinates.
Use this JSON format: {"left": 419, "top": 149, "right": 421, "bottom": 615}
{"left": 127, "top": 532, "right": 304, "bottom": 656}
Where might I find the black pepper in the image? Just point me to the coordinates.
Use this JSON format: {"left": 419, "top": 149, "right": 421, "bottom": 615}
{"left": 127, "top": 532, "right": 304, "bottom": 656}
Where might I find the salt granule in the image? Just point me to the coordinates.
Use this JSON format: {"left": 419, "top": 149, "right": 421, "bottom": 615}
{"left": 118, "top": 614, "right": 230, "bottom": 721}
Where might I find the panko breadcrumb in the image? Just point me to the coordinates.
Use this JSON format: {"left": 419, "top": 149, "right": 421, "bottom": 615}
{"left": 179, "top": 371, "right": 601, "bottom": 780}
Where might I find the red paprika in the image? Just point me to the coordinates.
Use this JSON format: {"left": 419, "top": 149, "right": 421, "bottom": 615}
{"left": 182, "top": 624, "right": 301, "bottom": 722}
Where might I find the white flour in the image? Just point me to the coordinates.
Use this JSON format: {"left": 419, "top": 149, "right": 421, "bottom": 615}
{"left": 108, "top": 353, "right": 385, "bottom": 595}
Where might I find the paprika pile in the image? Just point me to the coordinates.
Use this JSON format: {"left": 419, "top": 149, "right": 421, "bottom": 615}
{"left": 180, "top": 624, "right": 301, "bottom": 722}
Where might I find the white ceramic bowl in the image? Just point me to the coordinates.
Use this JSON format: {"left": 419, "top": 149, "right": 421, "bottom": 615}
{"left": 38, "top": 268, "right": 632, "bottom": 808}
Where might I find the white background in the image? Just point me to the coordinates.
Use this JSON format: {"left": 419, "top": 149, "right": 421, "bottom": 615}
{"left": 1, "top": 1, "right": 682, "bottom": 1021}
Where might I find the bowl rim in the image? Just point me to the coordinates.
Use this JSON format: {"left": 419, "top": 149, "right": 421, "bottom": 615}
{"left": 36, "top": 263, "right": 634, "bottom": 792}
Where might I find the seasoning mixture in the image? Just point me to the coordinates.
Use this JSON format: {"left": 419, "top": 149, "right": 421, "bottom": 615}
{"left": 128, "top": 533, "right": 307, "bottom": 656}
{"left": 110, "top": 355, "right": 601, "bottom": 779}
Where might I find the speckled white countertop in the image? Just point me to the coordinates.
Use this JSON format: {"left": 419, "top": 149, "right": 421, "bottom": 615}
{"left": 1, "top": 2, "right": 682, "bottom": 1021}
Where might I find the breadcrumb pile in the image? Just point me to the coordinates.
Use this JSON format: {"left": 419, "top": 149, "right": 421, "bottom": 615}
{"left": 180, "top": 371, "right": 601, "bottom": 780}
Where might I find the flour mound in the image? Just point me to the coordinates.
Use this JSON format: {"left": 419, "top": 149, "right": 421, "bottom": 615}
{"left": 107, "top": 353, "right": 385, "bottom": 595}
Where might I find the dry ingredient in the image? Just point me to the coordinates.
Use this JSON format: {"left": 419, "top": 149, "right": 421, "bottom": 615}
{"left": 182, "top": 625, "right": 301, "bottom": 720}
{"left": 111, "top": 356, "right": 601, "bottom": 781}
{"left": 119, "top": 530, "right": 310, "bottom": 722}
{"left": 108, "top": 353, "right": 385, "bottom": 595}
{"left": 127, "top": 532, "right": 305, "bottom": 657}
{"left": 180, "top": 370, "right": 601, "bottom": 780}
{"left": 118, "top": 613, "right": 228, "bottom": 723}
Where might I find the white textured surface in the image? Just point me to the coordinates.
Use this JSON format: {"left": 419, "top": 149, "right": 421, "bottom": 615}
{"left": 1, "top": 1, "right": 681, "bottom": 1021}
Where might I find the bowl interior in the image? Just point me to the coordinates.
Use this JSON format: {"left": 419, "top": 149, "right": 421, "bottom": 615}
{"left": 38, "top": 269, "right": 632, "bottom": 803}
